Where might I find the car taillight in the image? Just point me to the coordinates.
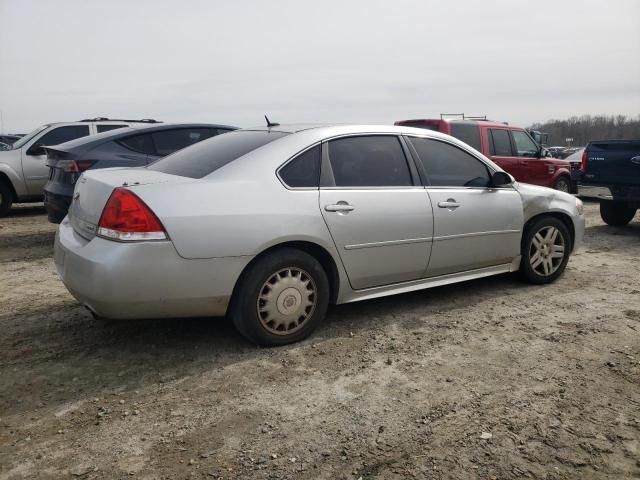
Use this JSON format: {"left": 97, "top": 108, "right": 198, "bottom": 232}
{"left": 581, "top": 149, "right": 588, "bottom": 173}
{"left": 97, "top": 188, "right": 167, "bottom": 241}
{"left": 57, "top": 160, "right": 95, "bottom": 173}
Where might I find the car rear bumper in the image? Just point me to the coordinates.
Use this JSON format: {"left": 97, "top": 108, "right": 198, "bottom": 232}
{"left": 54, "top": 219, "right": 253, "bottom": 319}
{"left": 44, "top": 190, "right": 72, "bottom": 223}
{"left": 577, "top": 184, "right": 613, "bottom": 200}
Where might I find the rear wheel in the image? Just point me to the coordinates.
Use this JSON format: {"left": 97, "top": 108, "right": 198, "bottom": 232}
{"left": 553, "top": 176, "right": 571, "bottom": 193}
{"left": 0, "top": 181, "right": 13, "bottom": 217}
{"left": 519, "top": 216, "right": 571, "bottom": 284}
{"left": 229, "top": 248, "right": 330, "bottom": 346}
{"left": 600, "top": 201, "right": 636, "bottom": 226}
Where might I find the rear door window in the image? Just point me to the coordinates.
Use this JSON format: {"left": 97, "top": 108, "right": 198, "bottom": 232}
{"left": 147, "top": 130, "right": 289, "bottom": 178}
{"left": 327, "top": 136, "right": 412, "bottom": 187}
{"left": 408, "top": 137, "right": 490, "bottom": 187}
{"left": 489, "top": 129, "right": 513, "bottom": 156}
{"left": 151, "top": 128, "right": 213, "bottom": 156}
{"left": 118, "top": 133, "right": 156, "bottom": 155}
{"left": 279, "top": 145, "right": 321, "bottom": 188}
{"left": 37, "top": 125, "right": 90, "bottom": 146}
{"left": 97, "top": 124, "right": 128, "bottom": 133}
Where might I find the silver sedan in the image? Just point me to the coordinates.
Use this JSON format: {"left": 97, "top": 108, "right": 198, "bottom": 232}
{"left": 54, "top": 125, "right": 585, "bottom": 345}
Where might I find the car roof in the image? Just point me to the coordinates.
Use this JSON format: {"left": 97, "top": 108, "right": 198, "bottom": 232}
{"left": 240, "top": 123, "right": 463, "bottom": 140}
{"left": 225, "top": 124, "right": 488, "bottom": 162}
{"left": 240, "top": 123, "right": 341, "bottom": 134}
{"left": 196, "top": 123, "right": 502, "bottom": 181}
{"left": 47, "top": 123, "right": 238, "bottom": 152}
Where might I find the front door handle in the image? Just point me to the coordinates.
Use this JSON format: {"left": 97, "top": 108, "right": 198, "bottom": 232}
{"left": 324, "top": 202, "right": 355, "bottom": 213}
{"left": 437, "top": 199, "right": 460, "bottom": 209}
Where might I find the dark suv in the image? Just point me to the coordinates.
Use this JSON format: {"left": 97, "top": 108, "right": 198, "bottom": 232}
{"left": 44, "top": 123, "right": 236, "bottom": 223}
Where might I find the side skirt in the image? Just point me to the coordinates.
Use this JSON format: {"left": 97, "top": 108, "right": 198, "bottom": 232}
{"left": 339, "top": 261, "right": 520, "bottom": 305}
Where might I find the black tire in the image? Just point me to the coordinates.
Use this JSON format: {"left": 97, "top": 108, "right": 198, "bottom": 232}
{"left": 552, "top": 176, "right": 571, "bottom": 193}
{"left": 600, "top": 201, "right": 636, "bottom": 226}
{"left": 519, "top": 216, "right": 572, "bottom": 284}
{"left": 0, "top": 180, "right": 13, "bottom": 217}
{"left": 229, "top": 248, "right": 330, "bottom": 346}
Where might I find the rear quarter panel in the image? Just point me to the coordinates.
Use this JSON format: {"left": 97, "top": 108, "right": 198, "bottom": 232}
{"left": 132, "top": 165, "right": 336, "bottom": 260}
{"left": 86, "top": 142, "right": 150, "bottom": 168}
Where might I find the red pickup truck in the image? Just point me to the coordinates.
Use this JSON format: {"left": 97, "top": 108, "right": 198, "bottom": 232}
{"left": 395, "top": 118, "right": 574, "bottom": 192}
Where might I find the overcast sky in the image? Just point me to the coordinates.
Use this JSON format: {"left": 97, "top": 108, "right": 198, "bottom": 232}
{"left": 1, "top": 0, "right": 638, "bottom": 132}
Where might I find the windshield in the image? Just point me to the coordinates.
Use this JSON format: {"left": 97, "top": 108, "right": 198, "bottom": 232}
{"left": 11, "top": 124, "right": 51, "bottom": 150}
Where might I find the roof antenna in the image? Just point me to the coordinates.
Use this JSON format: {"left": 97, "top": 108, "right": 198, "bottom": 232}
{"left": 265, "top": 115, "right": 280, "bottom": 128}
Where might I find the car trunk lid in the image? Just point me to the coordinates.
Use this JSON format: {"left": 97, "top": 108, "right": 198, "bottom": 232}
{"left": 68, "top": 168, "right": 187, "bottom": 240}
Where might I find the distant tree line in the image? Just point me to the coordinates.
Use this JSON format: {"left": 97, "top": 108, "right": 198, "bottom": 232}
{"left": 528, "top": 114, "right": 640, "bottom": 146}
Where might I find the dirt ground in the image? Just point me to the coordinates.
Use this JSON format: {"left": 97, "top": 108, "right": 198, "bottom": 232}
{"left": 0, "top": 201, "right": 638, "bottom": 480}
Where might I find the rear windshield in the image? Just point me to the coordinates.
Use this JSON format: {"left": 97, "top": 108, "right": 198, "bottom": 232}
{"left": 450, "top": 123, "right": 481, "bottom": 151}
{"left": 147, "top": 130, "right": 289, "bottom": 178}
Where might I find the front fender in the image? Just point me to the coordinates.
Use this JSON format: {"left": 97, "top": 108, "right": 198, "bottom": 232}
{"left": 515, "top": 182, "right": 584, "bottom": 251}
{"left": 551, "top": 166, "right": 571, "bottom": 183}
{"left": 0, "top": 162, "right": 27, "bottom": 197}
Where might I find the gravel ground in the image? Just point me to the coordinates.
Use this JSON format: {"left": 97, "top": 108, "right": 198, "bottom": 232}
{"left": 0, "top": 201, "right": 639, "bottom": 480}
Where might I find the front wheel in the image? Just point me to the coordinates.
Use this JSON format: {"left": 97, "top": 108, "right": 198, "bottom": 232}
{"left": 229, "top": 248, "right": 330, "bottom": 346}
{"left": 552, "top": 176, "right": 571, "bottom": 193}
{"left": 519, "top": 217, "right": 571, "bottom": 284}
{"left": 600, "top": 201, "right": 636, "bottom": 226}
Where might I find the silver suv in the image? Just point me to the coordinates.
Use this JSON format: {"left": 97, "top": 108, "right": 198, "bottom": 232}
{"left": 0, "top": 117, "right": 160, "bottom": 216}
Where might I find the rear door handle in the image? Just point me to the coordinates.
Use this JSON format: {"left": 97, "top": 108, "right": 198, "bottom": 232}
{"left": 324, "top": 203, "right": 355, "bottom": 213}
{"left": 437, "top": 200, "right": 460, "bottom": 209}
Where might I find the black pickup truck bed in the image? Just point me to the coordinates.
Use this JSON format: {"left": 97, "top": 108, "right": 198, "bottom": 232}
{"left": 577, "top": 140, "right": 640, "bottom": 226}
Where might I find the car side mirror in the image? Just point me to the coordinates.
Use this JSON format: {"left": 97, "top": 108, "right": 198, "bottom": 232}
{"left": 491, "top": 171, "right": 513, "bottom": 187}
{"left": 27, "top": 143, "right": 46, "bottom": 156}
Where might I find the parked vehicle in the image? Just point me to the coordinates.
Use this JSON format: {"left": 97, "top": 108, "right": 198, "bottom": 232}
{"left": 395, "top": 118, "right": 575, "bottom": 193}
{"left": 0, "top": 134, "right": 24, "bottom": 145}
{"left": 44, "top": 123, "right": 236, "bottom": 223}
{"left": 54, "top": 124, "right": 585, "bottom": 346}
{"left": 0, "top": 118, "right": 161, "bottom": 216}
{"left": 528, "top": 129, "right": 549, "bottom": 146}
{"left": 575, "top": 140, "right": 640, "bottom": 226}
{"left": 547, "top": 146, "right": 568, "bottom": 158}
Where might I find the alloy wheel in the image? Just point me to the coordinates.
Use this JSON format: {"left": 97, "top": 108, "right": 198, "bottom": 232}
{"left": 256, "top": 268, "right": 317, "bottom": 335}
{"left": 554, "top": 179, "right": 570, "bottom": 193}
{"left": 529, "top": 226, "right": 565, "bottom": 276}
